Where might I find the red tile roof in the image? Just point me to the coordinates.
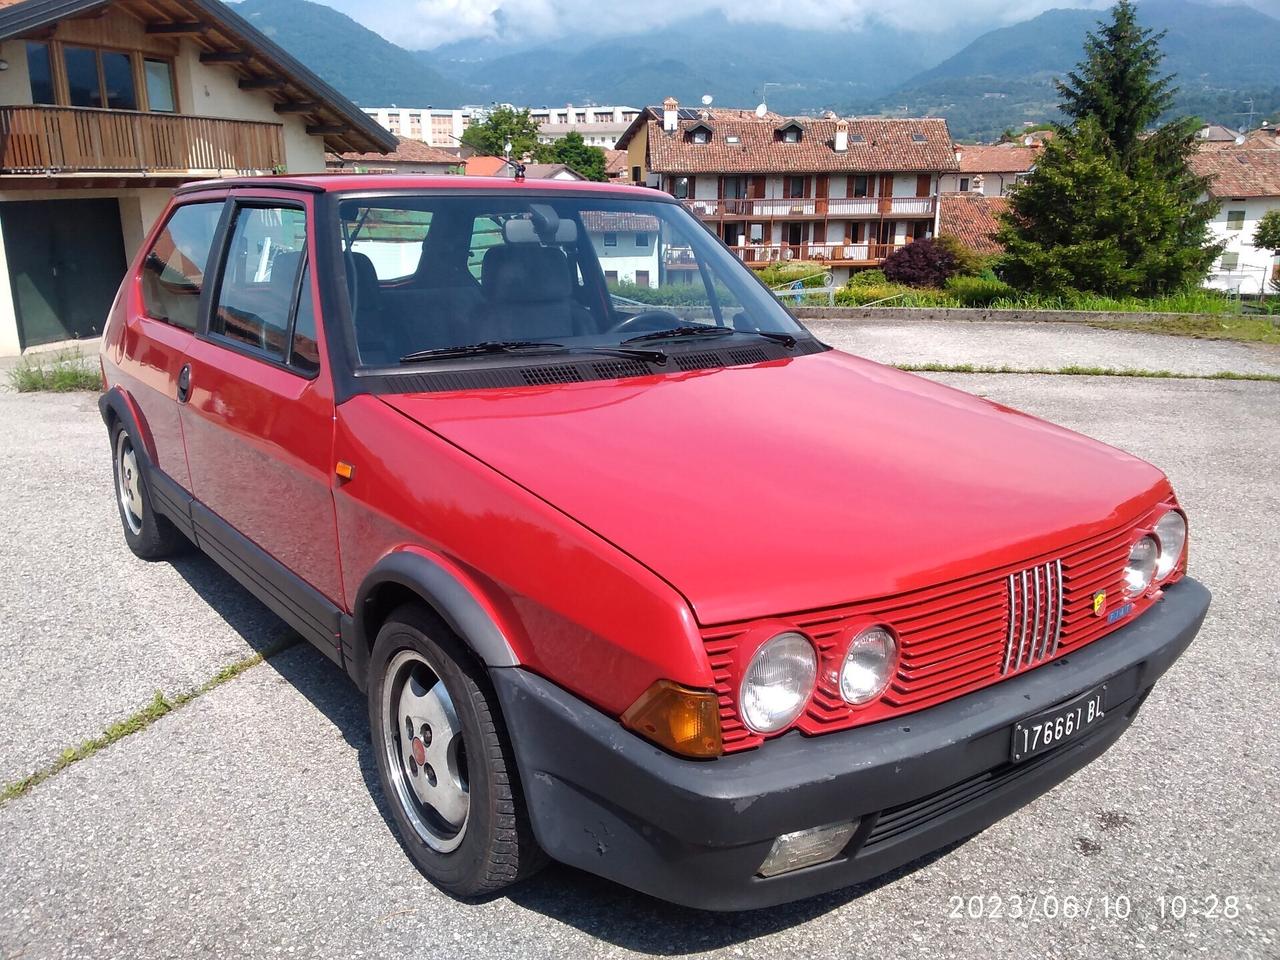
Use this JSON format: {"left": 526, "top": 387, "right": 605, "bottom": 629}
{"left": 643, "top": 115, "right": 958, "bottom": 175}
{"left": 603, "top": 149, "right": 629, "bottom": 176}
{"left": 938, "top": 194, "right": 1009, "bottom": 256}
{"left": 1190, "top": 149, "right": 1280, "bottom": 198}
{"left": 956, "top": 144, "right": 1040, "bottom": 174}
{"left": 337, "top": 136, "right": 457, "bottom": 165}
{"left": 464, "top": 155, "right": 509, "bottom": 177}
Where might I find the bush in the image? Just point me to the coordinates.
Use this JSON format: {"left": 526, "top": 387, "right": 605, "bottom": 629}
{"left": 758, "top": 261, "right": 828, "bottom": 288}
{"left": 944, "top": 275, "right": 1016, "bottom": 307}
{"left": 846, "top": 269, "right": 888, "bottom": 288}
{"left": 882, "top": 239, "right": 958, "bottom": 287}
{"left": 935, "top": 235, "right": 985, "bottom": 277}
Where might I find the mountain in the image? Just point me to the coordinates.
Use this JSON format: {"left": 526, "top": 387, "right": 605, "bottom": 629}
{"left": 870, "top": 0, "right": 1280, "bottom": 139}
{"left": 227, "top": 0, "right": 1280, "bottom": 142}
{"left": 423, "top": 13, "right": 979, "bottom": 115}
{"left": 230, "top": 0, "right": 471, "bottom": 107}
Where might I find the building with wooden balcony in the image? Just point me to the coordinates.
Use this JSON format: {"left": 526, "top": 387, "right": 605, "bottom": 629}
{"left": 0, "top": 0, "right": 394, "bottom": 355}
{"left": 616, "top": 99, "right": 958, "bottom": 282}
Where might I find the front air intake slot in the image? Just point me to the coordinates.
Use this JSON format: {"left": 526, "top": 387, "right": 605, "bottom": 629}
{"left": 520, "top": 364, "right": 584, "bottom": 386}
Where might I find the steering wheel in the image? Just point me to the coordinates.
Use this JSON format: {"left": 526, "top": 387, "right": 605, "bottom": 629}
{"left": 607, "top": 309, "right": 684, "bottom": 335}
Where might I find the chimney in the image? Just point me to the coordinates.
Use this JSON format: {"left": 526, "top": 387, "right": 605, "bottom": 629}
{"left": 663, "top": 97, "right": 679, "bottom": 134}
{"left": 834, "top": 119, "right": 849, "bottom": 152}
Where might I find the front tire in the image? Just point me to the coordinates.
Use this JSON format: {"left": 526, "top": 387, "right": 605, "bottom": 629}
{"left": 368, "top": 603, "right": 545, "bottom": 898}
{"left": 110, "top": 422, "right": 185, "bottom": 560}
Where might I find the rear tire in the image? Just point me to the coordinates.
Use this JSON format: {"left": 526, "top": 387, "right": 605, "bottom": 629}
{"left": 110, "top": 422, "right": 185, "bottom": 560}
{"left": 368, "top": 602, "right": 545, "bottom": 898}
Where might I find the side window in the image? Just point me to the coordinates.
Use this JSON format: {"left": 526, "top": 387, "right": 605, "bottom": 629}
{"left": 290, "top": 264, "right": 320, "bottom": 375}
{"left": 141, "top": 201, "right": 223, "bottom": 332}
{"left": 212, "top": 205, "right": 307, "bottom": 358}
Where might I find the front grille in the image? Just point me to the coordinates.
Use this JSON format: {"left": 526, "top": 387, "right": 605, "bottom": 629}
{"left": 704, "top": 509, "right": 1169, "bottom": 752}
{"left": 1002, "top": 561, "right": 1063, "bottom": 675}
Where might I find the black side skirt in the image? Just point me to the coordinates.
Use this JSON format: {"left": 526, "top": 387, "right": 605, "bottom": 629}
{"left": 145, "top": 462, "right": 344, "bottom": 666}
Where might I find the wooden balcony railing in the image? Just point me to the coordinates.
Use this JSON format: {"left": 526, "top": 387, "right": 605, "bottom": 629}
{"left": 0, "top": 105, "right": 286, "bottom": 176}
{"left": 683, "top": 196, "right": 936, "bottom": 219}
{"left": 729, "top": 242, "right": 902, "bottom": 266}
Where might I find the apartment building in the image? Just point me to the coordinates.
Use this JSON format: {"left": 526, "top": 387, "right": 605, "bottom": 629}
{"left": 617, "top": 99, "right": 957, "bottom": 281}
{"left": 939, "top": 143, "right": 1039, "bottom": 196}
{"left": 0, "top": 0, "right": 393, "bottom": 355}
{"left": 1191, "top": 149, "right": 1280, "bottom": 294}
{"left": 364, "top": 104, "right": 641, "bottom": 150}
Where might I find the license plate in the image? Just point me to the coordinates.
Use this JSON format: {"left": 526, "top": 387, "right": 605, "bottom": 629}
{"left": 1011, "top": 684, "right": 1107, "bottom": 763}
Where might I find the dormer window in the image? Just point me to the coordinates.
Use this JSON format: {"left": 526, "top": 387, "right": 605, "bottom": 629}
{"left": 686, "top": 122, "right": 712, "bottom": 144}
{"left": 775, "top": 121, "right": 803, "bottom": 143}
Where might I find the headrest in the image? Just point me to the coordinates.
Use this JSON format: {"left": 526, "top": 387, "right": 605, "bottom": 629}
{"left": 481, "top": 244, "right": 571, "bottom": 303}
{"left": 344, "top": 251, "right": 381, "bottom": 305}
{"left": 269, "top": 251, "right": 303, "bottom": 297}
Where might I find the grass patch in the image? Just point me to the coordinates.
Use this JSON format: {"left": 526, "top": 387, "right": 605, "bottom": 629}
{"left": 0, "top": 635, "right": 297, "bottom": 805}
{"left": 1089, "top": 314, "right": 1280, "bottom": 345}
{"left": 896, "top": 362, "right": 1280, "bottom": 383}
{"left": 8, "top": 349, "right": 104, "bottom": 393}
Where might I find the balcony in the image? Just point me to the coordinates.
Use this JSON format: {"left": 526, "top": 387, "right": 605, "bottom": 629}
{"left": 0, "top": 105, "right": 286, "bottom": 177}
{"left": 682, "top": 196, "right": 936, "bottom": 219}
{"left": 730, "top": 242, "right": 902, "bottom": 267}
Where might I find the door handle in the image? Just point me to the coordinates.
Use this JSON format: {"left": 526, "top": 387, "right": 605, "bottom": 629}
{"left": 177, "top": 364, "right": 192, "bottom": 404}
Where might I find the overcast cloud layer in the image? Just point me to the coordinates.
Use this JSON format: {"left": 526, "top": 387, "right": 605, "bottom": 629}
{"left": 315, "top": 0, "right": 1278, "bottom": 49}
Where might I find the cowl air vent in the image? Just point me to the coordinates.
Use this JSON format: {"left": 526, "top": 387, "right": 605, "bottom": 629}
{"left": 367, "top": 339, "right": 825, "bottom": 395}
{"left": 521, "top": 364, "right": 583, "bottom": 386}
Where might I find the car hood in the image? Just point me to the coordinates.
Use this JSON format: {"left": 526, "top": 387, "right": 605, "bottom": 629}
{"left": 381, "top": 351, "right": 1170, "bottom": 625}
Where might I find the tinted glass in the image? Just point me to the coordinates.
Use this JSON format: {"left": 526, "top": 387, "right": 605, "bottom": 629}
{"left": 64, "top": 46, "right": 101, "bottom": 108}
{"left": 144, "top": 59, "right": 175, "bottom": 112}
{"left": 26, "top": 43, "right": 55, "bottom": 105}
{"left": 100, "top": 51, "right": 136, "bottom": 110}
{"left": 290, "top": 264, "right": 320, "bottom": 374}
{"left": 141, "top": 202, "right": 224, "bottom": 331}
{"left": 213, "top": 206, "right": 307, "bottom": 358}
{"left": 336, "top": 195, "right": 806, "bottom": 367}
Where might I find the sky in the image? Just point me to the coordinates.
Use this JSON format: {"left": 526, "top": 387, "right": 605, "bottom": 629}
{"left": 313, "top": 0, "right": 1279, "bottom": 49}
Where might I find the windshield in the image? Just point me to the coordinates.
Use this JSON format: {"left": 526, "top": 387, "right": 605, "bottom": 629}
{"left": 333, "top": 193, "right": 808, "bottom": 367}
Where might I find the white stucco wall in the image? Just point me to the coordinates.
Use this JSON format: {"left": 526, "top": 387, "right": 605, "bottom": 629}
{"left": 1203, "top": 196, "right": 1280, "bottom": 294}
{"left": 171, "top": 39, "right": 325, "bottom": 173}
{"left": 0, "top": 40, "right": 33, "bottom": 104}
{"left": 590, "top": 230, "right": 660, "bottom": 286}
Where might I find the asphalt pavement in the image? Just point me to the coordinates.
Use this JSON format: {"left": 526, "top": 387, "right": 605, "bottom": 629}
{"left": 1, "top": 353, "right": 1277, "bottom": 959}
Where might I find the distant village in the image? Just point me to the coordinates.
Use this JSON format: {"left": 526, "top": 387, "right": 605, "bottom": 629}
{"left": 0, "top": 0, "right": 1276, "bottom": 354}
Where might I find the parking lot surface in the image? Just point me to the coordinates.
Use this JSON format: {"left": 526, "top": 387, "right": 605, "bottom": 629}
{"left": 1, "top": 364, "right": 1277, "bottom": 959}
{"left": 808, "top": 318, "right": 1280, "bottom": 377}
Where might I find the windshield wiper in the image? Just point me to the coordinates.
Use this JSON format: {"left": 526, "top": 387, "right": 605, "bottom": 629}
{"left": 399, "top": 340, "right": 668, "bottom": 365}
{"left": 621, "top": 325, "right": 797, "bottom": 348}
{"left": 400, "top": 340, "right": 564, "bottom": 363}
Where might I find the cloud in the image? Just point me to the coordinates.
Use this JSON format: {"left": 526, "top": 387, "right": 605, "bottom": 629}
{"left": 317, "top": 0, "right": 1273, "bottom": 49}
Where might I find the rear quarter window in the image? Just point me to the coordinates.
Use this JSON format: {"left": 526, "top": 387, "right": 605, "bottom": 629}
{"left": 140, "top": 201, "right": 223, "bottom": 331}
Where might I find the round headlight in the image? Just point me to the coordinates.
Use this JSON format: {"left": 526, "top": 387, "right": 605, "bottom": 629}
{"left": 739, "top": 632, "right": 816, "bottom": 734}
{"left": 1124, "top": 536, "right": 1158, "bottom": 596}
{"left": 1154, "top": 511, "right": 1187, "bottom": 579}
{"left": 839, "top": 626, "right": 898, "bottom": 705}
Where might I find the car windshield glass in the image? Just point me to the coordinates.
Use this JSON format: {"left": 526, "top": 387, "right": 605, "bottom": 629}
{"left": 333, "top": 194, "right": 807, "bottom": 368}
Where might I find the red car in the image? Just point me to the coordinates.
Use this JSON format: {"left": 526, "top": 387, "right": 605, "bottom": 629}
{"left": 100, "top": 175, "right": 1209, "bottom": 911}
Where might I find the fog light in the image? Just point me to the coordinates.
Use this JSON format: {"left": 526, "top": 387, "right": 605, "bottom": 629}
{"left": 757, "top": 821, "right": 857, "bottom": 878}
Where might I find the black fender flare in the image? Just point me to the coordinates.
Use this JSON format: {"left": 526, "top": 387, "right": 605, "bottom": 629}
{"left": 346, "top": 548, "right": 520, "bottom": 689}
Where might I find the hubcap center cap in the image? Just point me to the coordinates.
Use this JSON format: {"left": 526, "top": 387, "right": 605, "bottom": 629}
{"left": 410, "top": 737, "right": 427, "bottom": 766}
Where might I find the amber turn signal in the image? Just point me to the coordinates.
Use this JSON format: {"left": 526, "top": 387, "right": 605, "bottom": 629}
{"left": 621, "top": 680, "right": 723, "bottom": 758}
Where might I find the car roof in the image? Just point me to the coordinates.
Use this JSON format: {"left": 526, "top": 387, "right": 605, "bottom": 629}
{"left": 175, "top": 174, "right": 669, "bottom": 200}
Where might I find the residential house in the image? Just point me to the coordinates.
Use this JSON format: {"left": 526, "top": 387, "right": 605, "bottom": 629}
{"left": 328, "top": 136, "right": 458, "bottom": 174}
{"left": 603, "top": 148, "right": 629, "bottom": 182}
{"left": 1190, "top": 148, "right": 1280, "bottom": 294}
{"left": 616, "top": 98, "right": 958, "bottom": 282}
{"left": 582, "top": 210, "right": 660, "bottom": 288}
{"left": 1195, "top": 123, "right": 1241, "bottom": 145}
{"left": 0, "top": 0, "right": 393, "bottom": 355}
{"left": 940, "top": 143, "right": 1039, "bottom": 196}
{"left": 937, "top": 193, "right": 1009, "bottom": 256}
{"left": 462, "top": 156, "right": 585, "bottom": 180}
